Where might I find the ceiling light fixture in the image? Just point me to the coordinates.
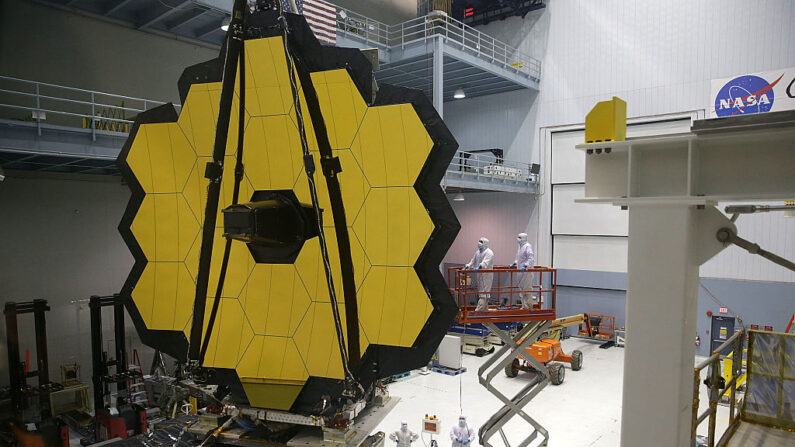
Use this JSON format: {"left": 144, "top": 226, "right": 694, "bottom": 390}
{"left": 454, "top": 87, "right": 466, "bottom": 99}
{"left": 221, "top": 17, "right": 230, "bottom": 31}
{"left": 453, "top": 193, "right": 465, "bottom": 201}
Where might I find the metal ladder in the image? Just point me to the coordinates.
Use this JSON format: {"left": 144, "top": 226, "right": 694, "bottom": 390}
{"left": 128, "top": 349, "right": 149, "bottom": 407}
{"left": 478, "top": 320, "right": 553, "bottom": 447}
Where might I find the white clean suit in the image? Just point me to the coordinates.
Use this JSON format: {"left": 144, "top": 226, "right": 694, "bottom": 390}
{"left": 450, "top": 418, "right": 476, "bottom": 447}
{"left": 389, "top": 422, "right": 418, "bottom": 447}
{"left": 465, "top": 238, "right": 494, "bottom": 311}
{"left": 513, "top": 235, "right": 536, "bottom": 309}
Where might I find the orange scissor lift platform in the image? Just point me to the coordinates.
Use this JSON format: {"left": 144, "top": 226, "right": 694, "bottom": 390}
{"left": 448, "top": 266, "right": 559, "bottom": 447}
{"left": 447, "top": 266, "right": 558, "bottom": 324}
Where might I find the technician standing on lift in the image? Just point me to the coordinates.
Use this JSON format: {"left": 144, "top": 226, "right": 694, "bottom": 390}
{"left": 464, "top": 237, "right": 494, "bottom": 311}
{"left": 509, "top": 232, "right": 535, "bottom": 309}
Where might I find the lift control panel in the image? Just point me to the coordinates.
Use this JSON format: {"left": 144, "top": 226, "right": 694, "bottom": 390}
{"left": 422, "top": 415, "right": 440, "bottom": 434}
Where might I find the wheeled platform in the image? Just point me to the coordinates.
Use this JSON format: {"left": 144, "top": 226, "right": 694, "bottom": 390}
{"left": 504, "top": 338, "right": 583, "bottom": 385}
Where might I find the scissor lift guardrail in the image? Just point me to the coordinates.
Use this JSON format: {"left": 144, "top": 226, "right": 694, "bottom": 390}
{"left": 448, "top": 266, "right": 557, "bottom": 324}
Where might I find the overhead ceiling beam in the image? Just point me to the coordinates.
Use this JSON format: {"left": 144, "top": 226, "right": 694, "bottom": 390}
{"left": 165, "top": 7, "right": 209, "bottom": 30}
{"left": 105, "top": 0, "right": 135, "bottom": 16}
{"left": 194, "top": 18, "right": 224, "bottom": 40}
{"left": 137, "top": 0, "right": 192, "bottom": 29}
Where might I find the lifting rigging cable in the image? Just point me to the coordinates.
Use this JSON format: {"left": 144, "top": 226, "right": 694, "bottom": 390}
{"left": 191, "top": 0, "right": 363, "bottom": 398}
{"left": 277, "top": 3, "right": 363, "bottom": 396}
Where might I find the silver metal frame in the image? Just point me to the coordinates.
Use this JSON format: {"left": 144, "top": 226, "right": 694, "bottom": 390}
{"left": 691, "top": 328, "right": 745, "bottom": 447}
{"left": 0, "top": 75, "right": 178, "bottom": 142}
{"left": 444, "top": 151, "right": 539, "bottom": 193}
{"left": 478, "top": 321, "right": 553, "bottom": 447}
{"left": 336, "top": 8, "right": 541, "bottom": 81}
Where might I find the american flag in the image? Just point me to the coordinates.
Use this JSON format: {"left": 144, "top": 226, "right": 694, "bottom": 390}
{"left": 282, "top": 0, "right": 337, "bottom": 45}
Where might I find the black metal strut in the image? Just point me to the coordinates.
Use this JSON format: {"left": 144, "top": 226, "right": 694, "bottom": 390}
{"left": 199, "top": 7, "right": 248, "bottom": 366}
{"left": 278, "top": 8, "right": 363, "bottom": 397}
{"left": 188, "top": 0, "right": 248, "bottom": 363}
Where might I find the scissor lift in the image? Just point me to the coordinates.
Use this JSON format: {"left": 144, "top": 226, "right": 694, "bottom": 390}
{"left": 448, "top": 266, "right": 558, "bottom": 447}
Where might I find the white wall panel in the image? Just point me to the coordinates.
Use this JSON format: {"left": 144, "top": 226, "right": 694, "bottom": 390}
{"left": 701, "top": 205, "right": 795, "bottom": 283}
{"left": 552, "top": 184, "right": 628, "bottom": 236}
{"left": 553, "top": 236, "right": 627, "bottom": 273}
{"left": 444, "top": 89, "right": 538, "bottom": 164}
{"left": 444, "top": 0, "right": 795, "bottom": 282}
{"left": 550, "top": 120, "right": 692, "bottom": 186}
{"left": 550, "top": 130, "right": 584, "bottom": 184}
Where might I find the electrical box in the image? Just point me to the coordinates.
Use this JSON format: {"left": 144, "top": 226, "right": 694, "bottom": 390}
{"left": 436, "top": 334, "right": 461, "bottom": 369}
{"left": 423, "top": 416, "right": 441, "bottom": 434}
{"left": 710, "top": 315, "right": 735, "bottom": 355}
{"left": 584, "top": 96, "right": 626, "bottom": 143}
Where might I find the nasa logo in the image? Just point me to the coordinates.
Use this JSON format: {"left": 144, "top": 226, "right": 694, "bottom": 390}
{"left": 714, "top": 74, "right": 784, "bottom": 117}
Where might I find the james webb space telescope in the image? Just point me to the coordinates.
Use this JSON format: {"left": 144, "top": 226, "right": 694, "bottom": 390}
{"left": 116, "top": 0, "right": 459, "bottom": 444}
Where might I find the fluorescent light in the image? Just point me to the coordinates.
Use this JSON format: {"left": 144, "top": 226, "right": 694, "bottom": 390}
{"left": 454, "top": 87, "right": 466, "bottom": 99}
{"left": 221, "top": 17, "right": 230, "bottom": 31}
{"left": 453, "top": 193, "right": 465, "bottom": 201}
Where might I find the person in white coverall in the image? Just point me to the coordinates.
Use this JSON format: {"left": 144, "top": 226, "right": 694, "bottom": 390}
{"left": 508, "top": 233, "right": 536, "bottom": 309}
{"left": 450, "top": 416, "right": 476, "bottom": 447}
{"left": 464, "top": 237, "right": 494, "bottom": 311}
{"left": 390, "top": 420, "right": 419, "bottom": 447}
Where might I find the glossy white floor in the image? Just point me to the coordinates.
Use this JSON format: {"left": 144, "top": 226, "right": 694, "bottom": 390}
{"left": 373, "top": 338, "right": 732, "bottom": 447}
{"left": 69, "top": 338, "right": 733, "bottom": 447}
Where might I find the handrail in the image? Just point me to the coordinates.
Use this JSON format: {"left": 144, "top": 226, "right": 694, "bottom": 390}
{"left": 0, "top": 75, "right": 179, "bottom": 140}
{"left": 691, "top": 328, "right": 745, "bottom": 447}
{"left": 335, "top": 7, "right": 541, "bottom": 81}
{"left": 446, "top": 151, "right": 539, "bottom": 185}
{"left": 447, "top": 266, "right": 557, "bottom": 324}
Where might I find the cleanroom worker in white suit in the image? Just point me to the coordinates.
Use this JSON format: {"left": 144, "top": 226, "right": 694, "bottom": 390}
{"left": 389, "top": 420, "right": 419, "bottom": 447}
{"left": 450, "top": 416, "right": 476, "bottom": 447}
{"left": 464, "top": 237, "right": 494, "bottom": 311}
{"left": 509, "top": 232, "right": 536, "bottom": 309}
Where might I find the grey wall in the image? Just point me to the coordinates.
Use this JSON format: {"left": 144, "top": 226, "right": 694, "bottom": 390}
{"left": 0, "top": 0, "right": 220, "bottom": 388}
{"left": 555, "top": 286, "right": 627, "bottom": 335}
{"left": 0, "top": 171, "right": 151, "bottom": 389}
{"left": 696, "top": 278, "right": 794, "bottom": 356}
{"left": 0, "top": 0, "right": 218, "bottom": 104}
{"left": 551, "top": 269, "right": 795, "bottom": 356}
{"left": 443, "top": 191, "right": 539, "bottom": 267}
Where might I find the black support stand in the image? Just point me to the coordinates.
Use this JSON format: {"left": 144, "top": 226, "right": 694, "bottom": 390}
{"left": 89, "top": 294, "right": 129, "bottom": 414}
{"left": 89, "top": 294, "right": 147, "bottom": 441}
{"left": 4, "top": 299, "right": 53, "bottom": 419}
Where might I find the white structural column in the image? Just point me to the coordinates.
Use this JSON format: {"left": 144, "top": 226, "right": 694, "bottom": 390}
{"left": 432, "top": 35, "right": 444, "bottom": 118}
{"left": 621, "top": 205, "right": 701, "bottom": 446}
{"left": 576, "top": 112, "right": 795, "bottom": 447}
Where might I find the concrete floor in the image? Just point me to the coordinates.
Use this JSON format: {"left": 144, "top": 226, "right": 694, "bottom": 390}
{"left": 70, "top": 338, "right": 736, "bottom": 446}
{"left": 374, "top": 338, "right": 733, "bottom": 447}
{"left": 375, "top": 338, "right": 624, "bottom": 447}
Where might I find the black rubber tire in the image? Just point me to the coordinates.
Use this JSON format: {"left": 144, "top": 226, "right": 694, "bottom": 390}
{"left": 475, "top": 348, "right": 486, "bottom": 357}
{"left": 549, "top": 363, "right": 565, "bottom": 385}
{"left": 571, "top": 350, "right": 583, "bottom": 371}
{"left": 505, "top": 358, "right": 520, "bottom": 378}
